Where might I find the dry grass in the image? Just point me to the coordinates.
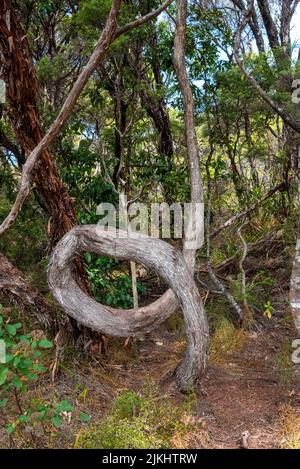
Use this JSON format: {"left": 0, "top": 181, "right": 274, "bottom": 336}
{"left": 209, "top": 316, "right": 247, "bottom": 365}
{"left": 278, "top": 404, "right": 300, "bottom": 449}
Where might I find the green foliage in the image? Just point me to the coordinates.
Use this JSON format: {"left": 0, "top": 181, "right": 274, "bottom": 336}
{"left": 85, "top": 255, "right": 146, "bottom": 308}
{"left": 74, "top": 388, "right": 206, "bottom": 449}
{"left": 0, "top": 310, "right": 52, "bottom": 433}
{"left": 0, "top": 309, "right": 91, "bottom": 439}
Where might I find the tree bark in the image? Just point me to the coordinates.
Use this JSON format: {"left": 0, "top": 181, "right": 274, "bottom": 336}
{"left": 290, "top": 239, "right": 300, "bottom": 334}
{"left": 48, "top": 226, "right": 209, "bottom": 390}
{"left": 0, "top": 1, "right": 90, "bottom": 293}
{"left": 0, "top": 252, "right": 56, "bottom": 333}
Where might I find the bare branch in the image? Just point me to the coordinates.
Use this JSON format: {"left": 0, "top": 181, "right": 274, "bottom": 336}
{"left": 115, "top": 0, "right": 174, "bottom": 38}
{"left": 211, "top": 179, "right": 290, "bottom": 238}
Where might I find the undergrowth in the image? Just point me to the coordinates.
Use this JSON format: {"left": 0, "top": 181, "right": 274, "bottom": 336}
{"left": 74, "top": 386, "right": 209, "bottom": 449}
{"left": 278, "top": 404, "right": 300, "bottom": 449}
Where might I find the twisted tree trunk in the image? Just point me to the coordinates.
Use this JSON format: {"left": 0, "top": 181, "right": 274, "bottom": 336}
{"left": 48, "top": 226, "right": 209, "bottom": 390}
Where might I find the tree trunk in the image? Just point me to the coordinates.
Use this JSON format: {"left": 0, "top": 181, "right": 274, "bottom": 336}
{"left": 290, "top": 238, "right": 300, "bottom": 335}
{"left": 0, "top": 2, "right": 87, "bottom": 256}
{"left": 48, "top": 226, "right": 209, "bottom": 390}
{"left": 0, "top": 252, "right": 57, "bottom": 334}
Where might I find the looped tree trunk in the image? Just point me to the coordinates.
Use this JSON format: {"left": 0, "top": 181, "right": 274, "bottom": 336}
{"left": 48, "top": 225, "right": 209, "bottom": 390}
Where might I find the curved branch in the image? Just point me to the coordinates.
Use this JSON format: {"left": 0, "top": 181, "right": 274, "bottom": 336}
{"left": 48, "top": 226, "right": 209, "bottom": 390}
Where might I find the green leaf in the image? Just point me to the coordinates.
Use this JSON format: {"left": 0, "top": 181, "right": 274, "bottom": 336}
{"left": 33, "top": 363, "right": 46, "bottom": 372}
{"left": 6, "top": 324, "right": 16, "bottom": 336}
{"left": 52, "top": 414, "right": 63, "bottom": 428}
{"left": 26, "top": 373, "right": 38, "bottom": 381}
{"left": 6, "top": 423, "right": 15, "bottom": 434}
{"left": 19, "top": 414, "right": 28, "bottom": 423}
{"left": 4, "top": 354, "right": 14, "bottom": 364}
{"left": 12, "top": 375, "right": 23, "bottom": 389}
{"left": 57, "top": 400, "right": 74, "bottom": 412}
{"left": 13, "top": 356, "right": 21, "bottom": 368}
{"left": 79, "top": 412, "right": 91, "bottom": 423}
{"left": 0, "top": 316, "right": 3, "bottom": 325}
{"left": 0, "top": 398, "right": 8, "bottom": 408}
{"left": 39, "top": 409, "right": 47, "bottom": 419}
{"left": 38, "top": 339, "right": 53, "bottom": 349}
{"left": 84, "top": 252, "right": 92, "bottom": 264}
{"left": 0, "top": 367, "right": 9, "bottom": 385}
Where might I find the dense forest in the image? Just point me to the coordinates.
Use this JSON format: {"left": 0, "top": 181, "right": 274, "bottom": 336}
{"left": 1, "top": 0, "right": 300, "bottom": 451}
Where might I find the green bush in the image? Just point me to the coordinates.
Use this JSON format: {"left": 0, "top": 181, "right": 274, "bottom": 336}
{"left": 74, "top": 388, "right": 206, "bottom": 449}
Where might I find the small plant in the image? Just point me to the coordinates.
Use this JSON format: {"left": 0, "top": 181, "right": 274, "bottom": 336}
{"left": 0, "top": 311, "right": 90, "bottom": 444}
{"left": 74, "top": 388, "right": 208, "bottom": 449}
{"left": 263, "top": 300, "right": 274, "bottom": 319}
{"left": 209, "top": 316, "right": 246, "bottom": 364}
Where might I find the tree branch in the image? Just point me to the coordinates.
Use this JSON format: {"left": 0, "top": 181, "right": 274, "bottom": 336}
{"left": 233, "top": 0, "right": 300, "bottom": 134}
{"left": 211, "top": 179, "right": 290, "bottom": 239}
{"left": 0, "top": 0, "right": 174, "bottom": 237}
{"left": 115, "top": 0, "right": 174, "bottom": 38}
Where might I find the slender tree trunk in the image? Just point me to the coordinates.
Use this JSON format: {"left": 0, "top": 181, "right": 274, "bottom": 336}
{"left": 290, "top": 238, "right": 300, "bottom": 335}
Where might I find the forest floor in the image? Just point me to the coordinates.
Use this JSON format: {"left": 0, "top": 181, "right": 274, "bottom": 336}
{"left": 2, "top": 254, "right": 300, "bottom": 449}
{"left": 81, "top": 305, "right": 298, "bottom": 449}
{"left": 18, "top": 289, "right": 299, "bottom": 450}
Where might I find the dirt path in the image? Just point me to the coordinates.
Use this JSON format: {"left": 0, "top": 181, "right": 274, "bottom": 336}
{"left": 108, "top": 312, "right": 299, "bottom": 449}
